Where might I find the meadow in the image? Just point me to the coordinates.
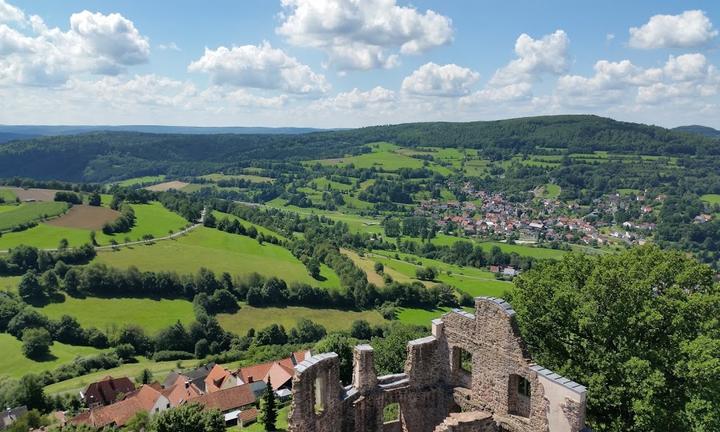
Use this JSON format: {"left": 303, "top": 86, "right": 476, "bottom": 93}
{"left": 0, "top": 188, "right": 16, "bottom": 202}
{"left": 0, "top": 333, "right": 106, "bottom": 378}
{"left": 95, "top": 227, "right": 341, "bottom": 289}
{"left": 701, "top": 194, "right": 720, "bottom": 204}
{"left": 201, "top": 173, "right": 274, "bottom": 183}
{"left": 0, "top": 202, "right": 188, "bottom": 249}
{"left": 0, "top": 201, "right": 69, "bottom": 231}
{"left": 35, "top": 295, "right": 196, "bottom": 335}
{"left": 312, "top": 142, "right": 452, "bottom": 175}
{"left": 217, "top": 304, "right": 386, "bottom": 336}
{"left": 116, "top": 175, "right": 166, "bottom": 187}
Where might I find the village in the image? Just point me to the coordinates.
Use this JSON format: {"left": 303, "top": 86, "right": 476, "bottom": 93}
{"left": 26, "top": 351, "right": 316, "bottom": 430}
{"left": 414, "top": 182, "right": 697, "bottom": 251}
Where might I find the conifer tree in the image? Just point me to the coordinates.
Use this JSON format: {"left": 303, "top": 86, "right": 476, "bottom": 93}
{"left": 260, "top": 377, "right": 277, "bottom": 431}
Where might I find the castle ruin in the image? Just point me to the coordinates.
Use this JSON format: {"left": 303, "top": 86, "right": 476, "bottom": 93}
{"left": 288, "top": 297, "right": 588, "bottom": 432}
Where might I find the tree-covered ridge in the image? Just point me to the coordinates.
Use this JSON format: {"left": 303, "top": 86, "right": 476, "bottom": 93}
{"left": 1, "top": 115, "right": 718, "bottom": 182}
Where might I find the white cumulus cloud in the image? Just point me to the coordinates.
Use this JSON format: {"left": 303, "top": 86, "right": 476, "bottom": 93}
{"left": 490, "top": 30, "right": 570, "bottom": 87}
{"left": 0, "top": 0, "right": 24, "bottom": 24}
{"left": 188, "top": 41, "right": 329, "bottom": 95}
{"left": 629, "top": 10, "right": 718, "bottom": 49}
{"left": 315, "top": 86, "right": 396, "bottom": 110}
{"left": 276, "top": 0, "right": 453, "bottom": 70}
{"left": 402, "top": 63, "right": 479, "bottom": 97}
{"left": 0, "top": 2, "right": 149, "bottom": 86}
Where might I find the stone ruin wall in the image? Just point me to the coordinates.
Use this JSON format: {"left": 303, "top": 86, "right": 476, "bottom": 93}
{"left": 289, "top": 297, "right": 588, "bottom": 432}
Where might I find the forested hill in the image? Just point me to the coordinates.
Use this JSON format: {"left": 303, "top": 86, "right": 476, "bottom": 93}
{"left": 1, "top": 115, "right": 718, "bottom": 182}
{"left": 673, "top": 124, "right": 720, "bottom": 139}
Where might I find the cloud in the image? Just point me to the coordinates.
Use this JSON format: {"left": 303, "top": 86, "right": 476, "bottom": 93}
{"left": 490, "top": 30, "right": 570, "bottom": 87}
{"left": 157, "top": 42, "right": 180, "bottom": 51}
{"left": 276, "top": 0, "right": 453, "bottom": 70}
{"left": 460, "top": 83, "right": 532, "bottom": 105}
{"left": 188, "top": 41, "right": 329, "bottom": 95}
{"left": 0, "top": 2, "right": 149, "bottom": 86}
{"left": 315, "top": 86, "right": 395, "bottom": 110}
{"left": 401, "top": 63, "right": 479, "bottom": 97}
{"left": 629, "top": 10, "right": 718, "bottom": 49}
{"left": 0, "top": 0, "right": 24, "bottom": 24}
{"left": 555, "top": 53, "right": 719, "bottom": 108}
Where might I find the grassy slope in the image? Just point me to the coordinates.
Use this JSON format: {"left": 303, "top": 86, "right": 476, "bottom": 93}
{"left": 0, "top": 276, "right": 20, "bottom": 292}
{"left": 44, "top": 357, "right": 180, "bottom": 395}
{"left": 0, "top": 201, "right": 68, "bottom": 231}
{"left": 242, "top": 404, "right": 290, "bottom": 431}
{"left": 700, "top": 194, "right": 720, "bottom": 204}
{"left": 117, "top": 175, "right": 166, "bottom": 187}
{"left": 0, "top": 188, "right": 17, "bottom": 202}
{"left": 95, "top": 227, "right": 340, "bottom": 289}
{"left": 0, "top": 333, "right": 106, "bottom": 378}
{"left": 217, "top": 304, "right": 386, "bottom": 336}
{"left": 211, "top": 211, "right": 289, "bottom": 242}
{"left": 0, "top": 202, "right": 188, "bottom": 249}
{"left": 34, "top": 295, "right": 195, "bottom": 335}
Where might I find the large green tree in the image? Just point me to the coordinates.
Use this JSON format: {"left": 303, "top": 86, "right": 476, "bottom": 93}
{"left": 150, "top": 404, "right": 224, "bottom": 432}
{"left": 512, "top": 245, "right": 720, "bottom": 432}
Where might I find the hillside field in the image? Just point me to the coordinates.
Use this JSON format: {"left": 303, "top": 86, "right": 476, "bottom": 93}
{"left": 0, "top": 333, "right": 106, "bottom": 378}
{"left": 217, "top": 304, "right": 386, "bottom": 335}
{"left": 95, "top": 227, "right": 341, "bottom": 289}
{"left": 35, "top": 296, "right": 196, "bottom": 335}
{"left": 0, "top": 201, "right": 68, "bottom": 231}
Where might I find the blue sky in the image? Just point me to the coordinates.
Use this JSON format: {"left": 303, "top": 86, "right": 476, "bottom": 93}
{"left": 2, "top": 0, "right": 720, "bottom": 128}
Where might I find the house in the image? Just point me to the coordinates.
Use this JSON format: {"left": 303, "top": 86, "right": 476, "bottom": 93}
{"left": 237, "top": 350, "right": 311, "bottom": 391}
{"left": 502, "top": 267, "right": 519, "bottom": 277}
{"left": 0, "top": 406, "right": 27, "bottom": 429}
{"left": 187, "top": 383, "right": 257, "bottom": 427}
{"left": 161, "top": 374, "right": 203, "bottom": 406}
{"left": 204, "top": 364, "right": 241, "bottom": 393}
{"left": 167, "top": 362, "right": 216, "bottom": 393}
{"left": 72, "top": 384, "right": 170, "bottom": 429}
{"left": 488, "top": 265, "right": 501, "bottom": 273}
{"left": 81, "top": 376, "right": 136, "bottom": 408}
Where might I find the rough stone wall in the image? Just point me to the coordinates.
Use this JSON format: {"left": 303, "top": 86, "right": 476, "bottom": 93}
{"left": 288, "top": 297, "right": 587, "bottom": 432}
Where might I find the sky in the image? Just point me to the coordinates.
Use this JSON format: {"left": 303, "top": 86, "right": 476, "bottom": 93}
{"left": 1, "top": 0, "right": 720, "bottom": 128}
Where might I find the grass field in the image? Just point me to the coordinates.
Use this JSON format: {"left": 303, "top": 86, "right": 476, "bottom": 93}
{"left": 96, "top": 227, "right": 341, "bottom": 289}
{"left": 44, "top": 357, "right": 181, "bottom": 395}
{"left": 0, "top": 276, "right": 20, "bottom": 292}
{"left": 0, "top": 188, "right": 16, "bottom": 202}
{"left": 263, "top": 200, "right": 383, "bottom": 234}
{"left": 312, "top": 142, "right": 452, "bottom": 175}
{"left": 396, "top": 307, "right": 454, "bottom": 327}
{"left": 145, "top": 181, "right": 189, "bottom": 192}
{"left": 476, "top": 241, "right": 567, "bottom": 260}
{"left": 212, "top": 211, "right": 289, "bottom": 241}
{"left": 0, "top": 223, "right": 93, "bottom": 250}
{"left": 217, "top": 304, "right": 386, "bottom": 335}
{"left": 0, "top": 201, "right": 68, "bottom": 231}
{"left": 0, "top": 333, "right": 106, "bottom": 378}
{"left": 96, "top": 202, "right": 189, "bottom": 244}
{"left": 0, "top": 202, "right": 188, "bottom": 249}
{"left": 311, "top": 177, "right": 354, "bottom": 191}
{"left": 243, "top": 404, "right": 290, "bottom": 431}
{"left": 35, "top": 295, "right": 196, "bottom": 335}
{"left": 201, "top": 173, "right": 274, "bottom": 184}
{"left": 369, "top": 250, "right": 512, "bottom": 297}
{"left": 539, "top": 184, "right": 561, "bottom": 199}
{"left": 701, "top": 194, "right": 720, "bottom": 204}
{"left": 117, "top": 176, "right": 166, "bottom": 187}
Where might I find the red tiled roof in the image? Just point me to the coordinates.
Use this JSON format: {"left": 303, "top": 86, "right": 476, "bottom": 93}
{"left": 72, "top": 384, "right": 164, "bottom": 428}
{"left": 237, "top": 351, "right": 310, "bottom": 390}
{"left": 83, "top": 376, "right": 135, "bottom": 407}
{"left": 187, "top": 383, "right": 256, "bottom": 413}
{"left": 240, "top": 407, "right": 258, "bottom": 424}
{"left": 205, "top": 364, "right": 235, "bottom": 393}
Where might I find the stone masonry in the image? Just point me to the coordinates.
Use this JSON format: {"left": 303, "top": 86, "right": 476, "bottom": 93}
{"left": 288, "top": 297, "right": 589, "bottom": 432}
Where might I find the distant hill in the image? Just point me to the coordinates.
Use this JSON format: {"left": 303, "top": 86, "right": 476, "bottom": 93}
{"left": 673, "top": 125, "right": 720, "bottom": 139}
{"left": 0, "top": 125, "right": 325, "bottom": 138}
{"left": 0, "top": 132, "right": 39, "bottom": 144}
{"left": 1, "top": 115, "right": 718, "bottom": 182}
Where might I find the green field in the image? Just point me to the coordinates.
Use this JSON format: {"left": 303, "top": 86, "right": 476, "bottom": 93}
{"left": 35, "top": 295, "right": 196, "bottom": 335}
{"left": 701, "top": 194, "right": 720, "bottom": 204}
{"left": 0, "top": 201, "right": 68, "bottom": 231}
{"left": 0, "top": 223, "right": 92, "bottom": 250}
{"left": 263, "top": 200, "right": 383, "bottom": 234}
{"left": 212, "top": 211, "right": 289, "bottom": 241}
{"left": 96, "top": 202, "right": 189, "bottom": 244}
{"left": 0, "top": 276, "right": 20, "bottom": 292}
{"left": 396, "top": 307, "right": 454, "bottom": 327}
{"left": 217, "top": 304, "right": 386, "bottom": 335}
{"left": 0, "top": 188, "right": 17, "bottom": 202}
{"left": 0, "top": 333, "right": 106, "bottom": 378}
{"left": 96, "top": 227, "right": 340, "bottom": 289}
{"left": 243, "top": 404, "right": 290, "bottom": 431}
{"left": 117, "top": 176, "right": 166, "bottom": 187}
{"left": 476, "top": 241, "right": 567, "bottom": 260}
{"left": 311, "top": 177, "right": 354, "bottom": 191}
{"left": 539, "top": 184, "right": 561, "bottom": 199}
{"left": 369, "top": 250, "right": 512, "bottom": 297}
{"left": 0, "top": 202, "right": 188, "bottom": 249}
{"left": 312, "top": 142, "right": 452, "bottom": 175}
{"left": 201, "top": 173, "right": 274, "bottom": 183}
{"left": 44, "top": 357, "right": 180, "bottom": 395}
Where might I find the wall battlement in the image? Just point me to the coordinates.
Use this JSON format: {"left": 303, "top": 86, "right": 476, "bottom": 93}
{"left": 288, "top": 297, "right": 588, "bottom": 432}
